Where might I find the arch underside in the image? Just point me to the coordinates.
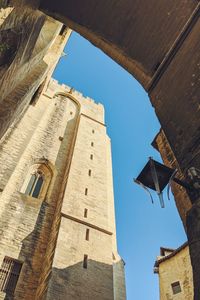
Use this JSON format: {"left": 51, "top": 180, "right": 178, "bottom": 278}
{"left": 39, "top": 0, "right": 200, "bottom": 173}
{"left": 39, "top": 0, "right": 198, "bottom": 88}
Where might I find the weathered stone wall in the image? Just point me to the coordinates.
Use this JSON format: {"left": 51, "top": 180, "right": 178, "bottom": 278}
{"left": 152, "top": 130, "right": 192, "bottom": 229}
{"left": 0, "top": 79, "right": 126, "bottom": 299}
{"left": 0, "top": 2, "right": 71, "bottom": 139}
{"left": 0, "top": 82, "right": 80, "bottom": 299}
{"left": 157, "top": 245, "right": 193, "bottom": 300}
{"left": 45, "top": 80, "right": 126, "bottom": 300}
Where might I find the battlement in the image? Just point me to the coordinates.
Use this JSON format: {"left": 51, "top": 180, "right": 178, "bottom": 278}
{"left": 49, "top": 78, "right": 103, "bottom": 108}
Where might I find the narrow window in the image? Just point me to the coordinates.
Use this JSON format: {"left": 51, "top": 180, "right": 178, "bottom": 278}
{"left": 92, "top": 130, "right": 95, "bottom": 134}
{"left": 85, "top": 188, "right": 88, "bottom": 196}
{"left": 83, "top": 255, "right": 88, "bottom": 269}
{"left": 59, "top": 24, "right": 67, "bottom": 35}
{"left": 32, "top": 176, "right": 44, "bottom": 198}
{"left": 171, "top": 281, "right": 181, "bottom": 295}
{"left": 25, "top": 174, "right": 37, "bottom": 195}
{"left": 84, "top": 209, "right": 88, "bottom": 218}
{"left": 88, "top": 169, "right": 91, "bottom": 177}
{"left": 25, "top": 171, "right": 44, "bottom": 198}
{"left": 90, "top": 154, "right": 93, "bottom": 160}
{"left": 91, "top": 142, "right": 94, "bottom": 147}
{"left": 0, "top": 257, "right": 22, "bottom": 295}
{"left": 85, "top": 229, "right": 90, "bottom": 241}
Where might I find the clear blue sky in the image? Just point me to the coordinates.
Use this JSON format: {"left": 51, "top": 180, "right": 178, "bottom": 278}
{"left": 54, "top": 32, "right": 186, "bottom": 300}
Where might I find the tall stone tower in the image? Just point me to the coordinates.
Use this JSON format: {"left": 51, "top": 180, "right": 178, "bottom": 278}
{"left": 0, "top": 79, "right": 126, "bottom": 300}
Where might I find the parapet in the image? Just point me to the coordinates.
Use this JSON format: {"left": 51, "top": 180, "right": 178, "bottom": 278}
{"left": 44, "top": 78, "right": 105, "bottom": 124}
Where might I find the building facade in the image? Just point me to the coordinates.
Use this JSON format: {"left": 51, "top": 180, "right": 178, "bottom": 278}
{"left": 154, "top": 243, "right": 193, "bottom": 300}
{"left": 0, "top": 2, "right": 71, "bottom": 139}
{"left": 0, "top": 79, "right": 126, "bottom": 300}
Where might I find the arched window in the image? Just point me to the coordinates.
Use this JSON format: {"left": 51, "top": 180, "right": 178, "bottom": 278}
{"left": 25, "top": 171, "right": 44, "bottom": 198}
{"left": 21, "top": 162, "right": 52, "bottom": 200}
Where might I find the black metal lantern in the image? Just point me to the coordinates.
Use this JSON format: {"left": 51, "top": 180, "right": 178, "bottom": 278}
{"left": 134, "top": 157, "right": 191, "bottom": 208}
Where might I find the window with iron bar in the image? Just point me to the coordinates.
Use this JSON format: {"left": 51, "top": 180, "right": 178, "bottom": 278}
{"left": 0, "top": 257, "right": 22, "bottom": 295}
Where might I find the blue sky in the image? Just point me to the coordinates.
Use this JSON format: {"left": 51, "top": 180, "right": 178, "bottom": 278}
{"left": 54, "top": 32, "right": 186, "bottom": 300}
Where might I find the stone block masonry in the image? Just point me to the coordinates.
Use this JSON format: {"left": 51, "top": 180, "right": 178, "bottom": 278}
{"left": 0, "top": 79, "right": 126, "bottom": 300}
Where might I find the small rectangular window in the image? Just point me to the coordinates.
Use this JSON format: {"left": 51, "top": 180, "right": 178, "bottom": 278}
{"left": 85, "top": 188, "right": 88, "bottom": 196}
{"left": 90, "top": 154, "right": 93, "bottom": 160}
{"left": 83, "top": 255, "right": 88, "bottom": 269}
{"left": 91, "top": 142, "right": 94, "bottom": 147}
{"left": 59, "top": 24, "right": 67, "bottom": 35}
{"left": 171, "top": 281, "right": 181, "bottom": 294}
{"left": 85, "top": 229, "right": 90, "bottom": 241}
{"left": 88, "top": 169, "right": 92, "bottom": 176}
{"left": 92, "top": 130, "right": 95, "bottom": 134}
{"left": 84, "top": 209, "right": 88, "bottom": 218}
{"left": 0, "top": 257, "right": 23, "bottom": 295}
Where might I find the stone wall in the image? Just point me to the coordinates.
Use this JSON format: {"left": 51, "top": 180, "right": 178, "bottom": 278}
{"left": 0, "top": 82, "right": 78, "bottom": 299}
{"left": 155, "top": 244, "right": 193, "bottom": 300}
{"left": 45, "top": 81, "right": 126, "bottom": 300}
{"left": 0, "top": 79, "right": 126, "bottom": 299}
{"left": 152, "top": 130, "right": 192, "bottom": 229}
{"left": 0, "top": 1, "right": 71, "bottom": 139}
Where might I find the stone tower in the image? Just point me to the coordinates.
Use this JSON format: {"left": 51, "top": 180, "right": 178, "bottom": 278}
{"left": 0, "top": 79, "right": 126, "bottom": 300}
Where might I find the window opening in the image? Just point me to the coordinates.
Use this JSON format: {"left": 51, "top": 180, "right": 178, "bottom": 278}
{"left": 91, "top": 142, "right": 94, "bottom": 147}
{"left": 171, "top": 281, "right": 182, "bottom": 295}
{"left": 84, "top": 209, "right": 88, "bottom": 218}
{"left": 25, "top": 174, "right": 37, "bottom": 195}
{"left": 88, "top": 170, "right": 92, "bottom": 177}
{"left": 83, "top": 255, "right": 88, "bottom": 269}
{"left": 0, "top": 257, "right": 22, "bottom": 295}
{"left": 85, "top": 188, "right": 88, "bottom": 196}
{"left": 25, "top": 171, "right": 44, "bottom": 198}
{"left": 32, "top": 176, "right": 44, "bottom": 198}
{"left": 86, "top": 229, "right": 90, "bottom": 241}
{"left": 59, "top": 25, "right": 67, "bottom": 35}
{"left": 90, "top": 154, "right": 93, "bottom": 160}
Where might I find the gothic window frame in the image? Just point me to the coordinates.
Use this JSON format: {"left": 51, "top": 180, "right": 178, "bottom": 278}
{"left": 24, "top": 170, "right": 45, "bottom": 198}
{"left": 21, "top": 162, "right": 52, "bottom": 200}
